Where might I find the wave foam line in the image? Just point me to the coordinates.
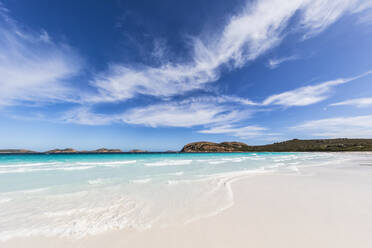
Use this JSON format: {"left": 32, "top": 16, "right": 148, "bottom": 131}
{"left": 0, "top": 162, "right": 60, "bottom": 168}
{"left": 76, "top": 160, "right": 137, "bottom": 166}
{"left": 145, "top": 160, "right": 192, "bottom": 167}
{"left": 0, "top": 166, "right": 94, "bottom": 174}
{"left": 184, "top": 168, "right": 276, "bottom": 224}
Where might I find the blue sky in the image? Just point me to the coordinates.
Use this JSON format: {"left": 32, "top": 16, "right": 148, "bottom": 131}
{"left": 0, "top": 0, "right": 372, "bottom": 151}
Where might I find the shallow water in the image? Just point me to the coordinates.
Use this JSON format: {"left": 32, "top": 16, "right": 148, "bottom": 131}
{"left": 0, "top": 152, "right": 367, "bottom": 241}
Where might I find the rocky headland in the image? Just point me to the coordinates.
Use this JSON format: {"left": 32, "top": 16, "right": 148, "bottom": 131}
{"left": 181, "top": 139, "right": 372, "bottom": 152}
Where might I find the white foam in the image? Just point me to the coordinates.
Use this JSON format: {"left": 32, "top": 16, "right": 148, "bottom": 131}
{"left": 167, "top": 171, "right": 184, "bottom": 176}
{"left": 88, "top": 178, "right": 107, "bottom": 185}
{"left": 9, "top": 187, "right": 49, "bottom": 194}
{"left": 0, "top": 198, "right": 11, "bottom": 204}
{"left": 145, "top": 160, "right": 192, "bottom": 167}
{"left": 76, "top": 160, "right": 136, "bottom": 166}
{"left": 0, "top": 165, "right": 94, "bottom": 174}
{"left": 167, "top": 180, "right": 179, "bottom": 185}
{"left": 60, "top": 166, "right": 93, "bottom": 171}
{"left": 131, "top": 178, "right": 152, "bottom": 184}
{"left": 208, "top": 160, "right": 227, "bottom": 165}
{"left": 0, "top": 162, "right": 59, "bottom": 168}
{"left": 0, "top": 166, "right": 94, "bottom": 174}
{"left": 184, "top": 169, "right": 274, "bottom": 224}
{"left": 0, "top": 199, "right": 145, "bottom": 241}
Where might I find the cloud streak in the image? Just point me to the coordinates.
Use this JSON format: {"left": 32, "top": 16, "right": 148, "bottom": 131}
{"left": 267, "top": 55, "right": 298, "bottom": 69}
{"left": 330, "top": 97, "right": 372, "bottom": 107}
{"left": 0, "top": 5, "right": 82, "bottom": 106}
{"left": 262, "top": 70, "right": 372, "bottom": 107}
{"left": 87, "top": 0, "right": 371, "bottom": 103}
{"left": 62, "top": 96, "right": 255, "bottom": 127}
{"left": 198, "top": 124, "right": 271, "bottom": 139}
{"left": 292, "top": 114, "right": 372, "bottom": 138}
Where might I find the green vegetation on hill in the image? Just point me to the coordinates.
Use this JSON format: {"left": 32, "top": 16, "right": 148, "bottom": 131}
{"left": 181, "top": 139, "right": 372, "bottom": 152}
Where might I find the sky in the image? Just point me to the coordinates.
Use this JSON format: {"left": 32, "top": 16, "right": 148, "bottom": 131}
{"left": 0, "top": 0, "right": 372, "bottom": 151}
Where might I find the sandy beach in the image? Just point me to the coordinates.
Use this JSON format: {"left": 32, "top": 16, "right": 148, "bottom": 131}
{"left": 3, "top": 155, "right": 372, "bottom": 248}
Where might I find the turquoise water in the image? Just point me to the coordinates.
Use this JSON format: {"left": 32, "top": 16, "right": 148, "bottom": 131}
{"left": 0, "top": 152, "right": 354, "bottom": 240}
{"left": 0, "top": 152, "right": 301, "bottom": 192}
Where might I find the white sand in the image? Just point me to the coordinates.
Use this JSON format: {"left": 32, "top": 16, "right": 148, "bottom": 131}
{"left": 3, "top": 159, "right": 372, "bottom": 248}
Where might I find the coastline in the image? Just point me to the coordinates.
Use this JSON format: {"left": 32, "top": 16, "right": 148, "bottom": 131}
{"left": 3, "top": 155, "right": 372, "bottom": 248}
{"left": 2, "top": 138, "right": 372, "bottom": 154}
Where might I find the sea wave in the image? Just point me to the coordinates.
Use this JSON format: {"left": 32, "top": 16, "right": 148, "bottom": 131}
{"left": 144, "top": 160, "right": 192, "bottom": 167}
{"left": 167, "top": 171, "right": 184, "bottom": 176}
{"left": 76, "top": 160, "right": 137, "bottom": 166}
{"left": 0, "top": 198, "right": 11, "bottom": 204}
{"left": 131, "top": 178, "right": 152, "bottom": 184}
{"left": 0, "top": 162, "right": 60, "bottom": 168}
{"left": 88, "top": 178, "right": 107, "bottom": 185}
{"left": 0, "top": 166, "right": 94, "bottom": 174}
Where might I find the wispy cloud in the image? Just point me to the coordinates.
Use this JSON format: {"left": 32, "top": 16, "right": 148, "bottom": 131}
{"left": 262, "top": 78, "right": 347, "bottom": 107}
{"left": 61, "top": 107, "right": 117, "bottom": 125}
{"left": 262, "top": 70, "right": 372, "bottom": 107}
{"left": 292, "top": 114, "right": 372, "bottom": 138}
{"left": 62, "top": 70, "right": 372, "bottom": 132}
{"left": 198, "top": 124, "right": 271, "bottom": 139}
{"left": 86, "top": 0, "right": 371, "bottom": 103}
{"left": 267, "top": 55, "right": 298, "bottom": 69}
{"left": 0, "top": 5, "right": 82, "bottom": 106}
{"left": 62, "top": 96, "right": 255, "bottom": 127}
{"left": 0, "top": 0, "right": 370, "bottom": 107}
{"left": 299, "top": 0, "right": 370, "bottom": 38}
{"left": 330, "top": 97, "right": 372, "bottom": 107}
{"left": 356, "top": 3, "right": 372, "bottom": 25}
{"left": 122, "top": 96, "right": 255, "bottom": 127}
{"left": 1, "top": 0, "right": 370, "bottom": 108}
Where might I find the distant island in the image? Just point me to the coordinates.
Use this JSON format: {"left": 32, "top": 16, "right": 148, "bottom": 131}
{"left": 45, "top": 148, "right": 123, "bottom": 154}
{"left": 1, "top": 139, "right": 372, "bottom": 154}
{"left": 0, "top": 148, "right": 124, "bottom": 154}
{"left": 128, "top": 149, "right": 148, "bottom": 153}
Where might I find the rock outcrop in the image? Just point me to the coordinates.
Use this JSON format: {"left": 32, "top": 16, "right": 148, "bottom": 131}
{"left": 181, "top": 141, "right": 251, "bottom": 152}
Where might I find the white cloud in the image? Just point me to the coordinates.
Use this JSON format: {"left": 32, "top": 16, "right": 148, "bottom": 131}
{"left": 198, "top": 124, "right": 269, "bottom": 139}
{"left": 122, "top": 99, "right": 252, "bottom": 128}
{"left": 87, "top": 0, "right": 372, "bottom": 103}
{"left": 0, "top": 0, "right": 370, "bottom": 107}
{"left": 292, "top": 114, "right": 372, "bottom": 138}
{"left": 0, "top": 6, "right": 82, "bottom": 106}
{"left": 185, "top": 95, "right": 257, "bottom": 106}
{"left": 299, "top": 0, "right": 372, "bottom": 38}
{"left": 262, "top": 70, "right": 372, "bottom": 106}
{"left": 330, "top": 97, "right": 372, "bottom": 107}
{"left": 61, "top": 107, "right": 117, "bottom": 125}
{"left": 352, "top": 1, "right": 372, "bottom": 24}
{"left": 262, "top": 78, "right": 347, "bottom": 106}
{"left": 267, "top": 55, "right": 298, "bottom": 69}
{"left": 62, "top": 96, "right": 255, "bottom": 127}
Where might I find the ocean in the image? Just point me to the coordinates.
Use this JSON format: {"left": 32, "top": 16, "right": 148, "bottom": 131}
{"left": 0, "top": 152, "right": 367, "bottom": 241}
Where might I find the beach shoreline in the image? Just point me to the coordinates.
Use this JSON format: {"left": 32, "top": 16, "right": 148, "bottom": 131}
{"left": 3, "top": 157, "right": 372, "bottom": 248}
